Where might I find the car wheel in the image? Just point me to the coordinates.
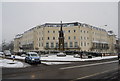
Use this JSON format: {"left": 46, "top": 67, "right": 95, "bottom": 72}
{"left": 25, "top": 59, "right": 27, "bottom": 63}
{"left": 29, "top": 60, "right": 32, "bottom": 64}
{"left": 39, "top": 61, "right": 41, "bottom": 64}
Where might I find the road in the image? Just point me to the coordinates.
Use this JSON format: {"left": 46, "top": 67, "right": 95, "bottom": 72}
{"left": 2, "top": 58, "right": 120, "bottom": 81}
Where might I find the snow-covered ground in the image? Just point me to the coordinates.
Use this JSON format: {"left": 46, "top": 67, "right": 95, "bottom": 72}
{"left": 10, "top": 55, "right": 118, "bottom": 62}
{"left": 0, "top": 55, "right": 117, "bottom": 66}
{"left": 40, "top": 55, "right": 117, "bottom": 65}
{"left": 11, "top": 54, "right": 117, "bottom": 62}
{"left": 0, "top": 58, "right": 30, "bottom": 68}
{"left": 11, "top": 55, "right": 118, "bottom": 62}
{"left": 40, "top": 55, "right": 117, "bottom": 61}
{"left": 41, "top": 62, "right": 71, "bottom": 65}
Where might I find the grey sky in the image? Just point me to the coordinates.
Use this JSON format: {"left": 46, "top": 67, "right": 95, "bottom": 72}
{"left": 2, "top": 2, "right": 118, "bottom": 43}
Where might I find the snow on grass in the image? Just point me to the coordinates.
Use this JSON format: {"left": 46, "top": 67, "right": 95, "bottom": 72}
{"left": 10, "top": 55, "right": 118, "bottom": 62}
{"left": 41, "top": 62, "right": 71, "bottom": 65}
{"left": 40, "top": 55, "right": 117, "bottom": 61}
{"left": 3, "top": 55, "right": 117, "bottom": 66}
{"left": 0, "top": 58, "right": 30, "bottom": 68}
{"left": 11, "top": 55, "right": 25, "bottom": 60}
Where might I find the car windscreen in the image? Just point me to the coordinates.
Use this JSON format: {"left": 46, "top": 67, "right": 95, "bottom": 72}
{"left": 30, "top": 54, "right": 38, "bottom": 57}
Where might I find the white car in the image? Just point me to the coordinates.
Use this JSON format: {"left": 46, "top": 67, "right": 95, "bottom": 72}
{"left": 21, "top": 54, "right": 26, "bottom": 57}
{"left": 41, "top": 54, "right": 48, "bottom": 57}
{"left": 57, "top": 52, "right": 66, "bottom": 57}
{"left": 0, "top": 52, "right": 4, "bottom": 56}
{"left": 74, "top": 54, "right": 81, "bottom": 58}
{"left": 4, "top": 50, "right": 11, "bottom": 57}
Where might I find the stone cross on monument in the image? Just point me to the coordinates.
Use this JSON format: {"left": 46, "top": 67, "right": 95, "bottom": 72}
{"left": 58, "top": 21, "right": 64, "bottom": 52}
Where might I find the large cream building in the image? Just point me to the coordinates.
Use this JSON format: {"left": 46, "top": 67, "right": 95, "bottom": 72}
{"left": 14, "top": 22, "right": 117, "bottom": 53}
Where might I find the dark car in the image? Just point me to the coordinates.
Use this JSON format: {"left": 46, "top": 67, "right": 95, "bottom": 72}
{"left": 25, "top": 52, "right": 41, "bottom": 64}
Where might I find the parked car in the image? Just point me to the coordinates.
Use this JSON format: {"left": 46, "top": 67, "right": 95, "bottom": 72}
{"left": 4, "top": 50, "right": 11, "bottom": 57}
{"left": 41, "top": 54, "right": 49, "bottom": 57}
{"left": 74, "top": 54, "right": 81, "bottom": 58}
{"left": 57, "top": 52, "right": 66, "bottom": 57}
{"left": 88, "top": 55, "right": 93, "bottom": 58}
{"left": 74, "top": 54, "right": 90, "bottom": 59}
{"left": 25, "top": 52, "right": 41, "bottom": 64}
{"left": 0, "top": 52, "right": 4, "bottom": 57}
{"left": 21, "top": 54, "right": 26, "bottom": 57}
{"left": 118, "top": 53, "right": 120, "bottom": 64}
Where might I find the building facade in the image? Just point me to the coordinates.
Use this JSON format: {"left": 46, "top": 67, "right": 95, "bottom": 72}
{"left": 14, "top": 22, "right": 117, "bottom": 53}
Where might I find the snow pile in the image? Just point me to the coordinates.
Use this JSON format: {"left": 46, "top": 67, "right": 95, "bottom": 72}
{"left": 11, "top": 55, "right": 25, "bottom": 60}
{"left": 0, "top": 58, "right": 30, "bottom": 68}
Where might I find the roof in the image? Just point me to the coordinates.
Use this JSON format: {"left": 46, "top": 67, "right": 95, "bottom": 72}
{"left": 15, "top": 34, "right": 23, "bottom": 39}
{"left": 44, "top": 22, "right": 79, "bottom": 25}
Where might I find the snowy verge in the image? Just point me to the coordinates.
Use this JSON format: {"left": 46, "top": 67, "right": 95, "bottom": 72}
{"left": 10, "top": 55, "right": 118, "bottom": 62}
{"left": 40, "top": 55, "right": 118, "bottom": 62}
{"left": 41, "top": 62, "right": 71, "bottom": 65}
{"left": 2, "top": 55, "right": 117, "bottom": 65}
{"left": 0, "top": 58, "right": 30, "bottom": 68}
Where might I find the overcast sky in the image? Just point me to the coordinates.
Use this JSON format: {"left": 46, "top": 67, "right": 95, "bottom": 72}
{"left": 2, "top": 2, "right": 118, "bottom": 43}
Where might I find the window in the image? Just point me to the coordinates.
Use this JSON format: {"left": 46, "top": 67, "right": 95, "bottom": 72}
{"left": 48, "top": 31, "right": 50, "bottom": 33}
{"left": 81, "top": 30, "right": 82, "bottom": 32}
{"left": 53, "top": 37, "right": 55, "bottom": 40}
{"left": 84, "top": 42, "right": 86, "bottom": 46}
{"left": 87, "top": 31, "right": 88, "bottom": 33}
{"left": 84, "top": 31, "right": 85, "bottom": 33}
{"left": 74, "top": 42, "right": 78, "bottom": 47}
{"left": 81, "top": 36, "right": 82, "bottom": 40}
{"left": 74, "top": 36, "right": 76, "bottom": 40}
{"left": 48, "top": 37, "right": 50, "bottom": 40}
{"left": 53, "top": 31, "right": 55, "bottom": 33}
{"left": 39, "top": 43, "right": 40, "bottom": 47}
{"left": 46, "top": 42, "right": 49, "bottom": 48}
{"left": 81, "top": 42, "right": 83, "bottom": 46}
{"left": 68, "top": 36, "right": 70, "bottom": 40}
{"left": 56, "top": 42, "right": 58, "bottom": 48}
{"left": 42, "top": 37, "right": 43, "bottom": 40}
{"left": 70, "top": 42, "right": 73, "bottom": 47}
{"left": 68, "top": 30, "right": 70, "bottom": 33}
{"left": 51, "top": 42, "right": 54, "bottom": 48}
{"left": 87, "top": 37, "right": 89, "bottom": 39}
{"left": 64, "top": 42, "right": 68, "bottom": 48}
{"left": 74, "top": 30, "right": 76, "bottom": 32}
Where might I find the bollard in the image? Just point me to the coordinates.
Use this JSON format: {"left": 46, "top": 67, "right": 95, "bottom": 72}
{"left": 13, "top": 55, "right": 15, "bottom": 62}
